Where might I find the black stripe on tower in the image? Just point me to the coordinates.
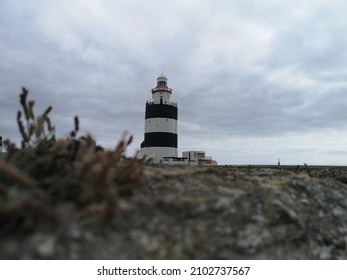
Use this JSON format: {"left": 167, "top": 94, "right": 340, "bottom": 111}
{"left": 145, "top": 103, "right": 177, "bottom": 120}
{"left": 141, "top": 132, "right": 177, "bottom": 148}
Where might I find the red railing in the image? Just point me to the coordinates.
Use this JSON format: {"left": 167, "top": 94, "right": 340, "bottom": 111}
{"left": 151, "top": 87, "right": 172, "bottom": 94}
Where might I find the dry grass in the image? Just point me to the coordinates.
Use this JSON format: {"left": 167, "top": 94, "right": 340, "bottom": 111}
{"left": 0, "top": 88, "right": 144, "bottom": 233}
{"left": 17, "top": 87, "right": 55, "bottom": 147}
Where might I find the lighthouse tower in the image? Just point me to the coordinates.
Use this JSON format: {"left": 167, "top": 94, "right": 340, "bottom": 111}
{"left": 140, "top": 74, "right": 178, "bottom": 163}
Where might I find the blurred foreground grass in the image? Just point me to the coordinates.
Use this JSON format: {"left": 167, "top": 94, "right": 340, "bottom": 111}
{"left": 0, "top": 88, "right": 144, "bottom": 234}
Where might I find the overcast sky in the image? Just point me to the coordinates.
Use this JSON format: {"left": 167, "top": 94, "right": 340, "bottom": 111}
{"left": 1, "top": 0, "right": 347, "bottom": 165}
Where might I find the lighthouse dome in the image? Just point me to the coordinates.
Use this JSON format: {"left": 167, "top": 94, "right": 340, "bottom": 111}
{"left": 157, "top": 73, "right": 167, "bottom": 81}
{"left": 157, "top": 74, "right": 168, "bottom": 87}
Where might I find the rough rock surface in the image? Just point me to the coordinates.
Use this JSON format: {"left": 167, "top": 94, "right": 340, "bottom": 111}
{"left": 1, "top": 165, "right": 347, "bottom": 259}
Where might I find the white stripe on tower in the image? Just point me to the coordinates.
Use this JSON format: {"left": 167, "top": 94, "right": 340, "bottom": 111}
{"left": 144, "top": 118, "right": 177, "bottom": 133}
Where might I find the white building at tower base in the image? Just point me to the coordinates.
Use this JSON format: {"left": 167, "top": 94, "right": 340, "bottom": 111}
{"left": 163, "top": 151, "right": 218, "bottom": 166}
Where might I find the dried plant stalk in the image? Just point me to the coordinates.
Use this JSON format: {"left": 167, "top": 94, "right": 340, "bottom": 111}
{"left": 43, "top": 106, "right": 52, "bottom": 117}
{"left": 74, "top": 116, "right": 79, "bottom": 132}
{"left": 0, "top": 160, "right": 37, "bottom": 189}
{"left": 28, "top": 100, "right": 35, "bottom": 119}
{"left": 19, "top": 87, "right": 30, "bottom": 121}
{"left": 45, "top": 117, "right": 53, "bottom": 133}
{"left": 17, "top": 111, "right": 29, "bottom": 144}
{"left": 35, "top": 116, "right": 45, "bottom": 138}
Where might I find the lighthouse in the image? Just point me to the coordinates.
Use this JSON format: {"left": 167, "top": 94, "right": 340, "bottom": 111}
{"left": 140, "top": 74, "right": 178, "bottom": 163}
